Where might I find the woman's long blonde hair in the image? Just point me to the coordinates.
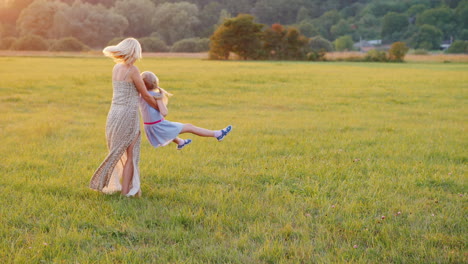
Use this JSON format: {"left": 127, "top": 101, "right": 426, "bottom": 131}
{"left": 103, "top": 38, "right": 142, "bottom": 64}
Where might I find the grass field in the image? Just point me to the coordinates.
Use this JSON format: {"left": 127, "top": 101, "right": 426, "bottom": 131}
{"left": 0, "top": 57, "right": 466, "bottom": 263}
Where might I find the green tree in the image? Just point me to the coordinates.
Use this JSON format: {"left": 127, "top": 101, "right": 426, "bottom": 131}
{"left": 199, "top": 2, "right": 223, "bottom": 37}
{"left": 296, "top": 21, "right": 319, "bottom": 38}
{"left": 252, "top": 0, "right": 276, "bottom": 25}
{"left": 282, "top": 26, "right": 310, "bottom": 59}
{"left": 314, "top": 10, "right": 341, "bottom": 40}
{"left": 263, "top": 23, "right": 287, "bottom": 59}
{"left": 114, "top": 0, "right": 156, "bottom": 38}
{"left": 52, "top": 1, "right": 128, "bottom": 47}
{"left": 356, "top": 13, "right": 380, "bottom": 40}
{"left": 417, "top": 7, "right": 457, "bottom": 39}
{"left": 334, "top": 35, "right": 354, "bottom": 51}
{"left": 331, "top": 19, "right": 354, "bottom": 39}
{"left": 409, "top": 24, "right": 443, "bottom": 50}
{"left": 209, "top": 14, "right": 264, "bottom": 60}
{"left": 252, "top": 0, "right": 310, "bottom": 25}
{"left": 381, "top": 12, "right": 409, "bottom": 43}
{"left": 16, "top": 0, "right": 67, "bottom": 37}
{"left": 407, "top": 4, "right": 428, "bottom": 18}
{"left": 217, "top": 9, "right": 232, "bottom": 26}
{"left": 263, "top": 23, "right": 309, "bottom": 60}
{"left": 310, "top": 36, "right": 333, "bottom": 52}
{"left": 152, "top": 2, "right": 200, "bottom": 45}
{"left": 340, "top": 3, "right": 365, "bottom": 18}
{"left": 459, "top": 29, "right": 468, "bottom": 40}
{"left": 446, "top": 40, "right": 468, "bottom": 53}
{"left": 296, "top": 6, "right": 309, "bottom": 23}
{"left": 456, "top": 1, "right": 468, "bottom": 37}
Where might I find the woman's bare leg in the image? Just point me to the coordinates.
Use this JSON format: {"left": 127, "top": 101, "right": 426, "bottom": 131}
{"left": 121, "top": 134, "right": 139, "bottom": 196}
{"left": 180, "top": 124, "right": 215, "bottom": 137}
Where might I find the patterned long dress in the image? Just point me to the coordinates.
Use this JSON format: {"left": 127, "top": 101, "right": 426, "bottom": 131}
{"left": 89, "top": 80, "right": 141, "bottom": 196}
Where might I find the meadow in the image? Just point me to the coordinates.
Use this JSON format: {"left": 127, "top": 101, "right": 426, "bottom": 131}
{"left": 0, "top": 56, "right": 466, "bottom": 263}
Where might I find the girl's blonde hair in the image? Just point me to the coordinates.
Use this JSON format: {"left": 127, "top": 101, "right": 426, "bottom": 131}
{"left": 141, "top": 71, "right": 172, "bottom": 105}
{"left": 103, "top": 38, "right": 142, "bottom": 64}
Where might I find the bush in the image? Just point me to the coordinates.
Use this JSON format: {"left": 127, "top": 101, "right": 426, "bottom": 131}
{"left": 0, "top": 37, "right": 16, "bottom": 49}
{"left": 446, "top": 40, "right": 468, "bottom": 54}
{"left": 11, "top": 35, "right": 48, "bottom": 51}
{"left": 307, "top": 50, "right": 327, "bottom": 61}
{"left": 310, "top": 36, "right": 333, "bottom": 52}
{"left": 49, "top": 37, "right": 90, "bottom": 51}
{"left": 171, "top": 38, "right": 210, "bottom": 52}
{"left": 365, "top": 49, "right": 388, "bottom": 62}
{"left": 388, "top": 42, "right": 409, "bottom": 62}
{"left": 138, "top": 37, "right": 169, "bottom": 52}
{"left": 334, "top": 35, "right": 354, "bottom": 51}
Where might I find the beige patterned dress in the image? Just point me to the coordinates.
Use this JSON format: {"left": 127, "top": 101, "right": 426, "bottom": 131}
{"left": 89, "top": 80, "right": 141, "bottom": 196}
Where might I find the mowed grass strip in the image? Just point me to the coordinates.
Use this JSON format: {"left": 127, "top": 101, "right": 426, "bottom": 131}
{"left": 0, "top": 57, "right": 466, "bottom": 263}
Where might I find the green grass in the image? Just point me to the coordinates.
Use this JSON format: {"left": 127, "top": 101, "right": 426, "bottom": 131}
{"left": 0, "top": 57, "right": 466, "bottom": 263}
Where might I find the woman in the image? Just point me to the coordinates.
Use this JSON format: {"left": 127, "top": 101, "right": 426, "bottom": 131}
{"left": 89, "top": 38, "right": 159, "bottom": 197}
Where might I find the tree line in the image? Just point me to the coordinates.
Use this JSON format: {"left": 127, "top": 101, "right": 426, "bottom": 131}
{"left": 0, "top": 0, "right": 467, "bottom": 53}
{"left": 209, "top": 14, "right": 412, "bottom": 62}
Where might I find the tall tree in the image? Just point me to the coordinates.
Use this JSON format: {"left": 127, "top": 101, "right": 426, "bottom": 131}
{"left": 210, "top": 14, "right": 264, "bottom": 60}
{"left": 331, "top": 19, "right": 354, "bottom": 39}
{"left": 417, "top": 7, "right": 457, "bottom": 39}
{"left": 409, "top": 24, "right": 443, "bottom": 49}
{"left": 52, "top": 1, "right": 128, "bottom": 47}
{"left": 356, "top": 13, "right": 380, "bottom": 40}
{"left": 199, "top": 1, "right": 223, "bottom": 37}
{"left": 314, "top": 10, "right": 341, "bottom": 40}
{"left": 381, "top": 12, "right": 409, "bottom": 43}
{"left": 152, "top": 2, "right": 200, "bottom": 44}
{"left": 455, "top": 0, "right": 468, "bottom": 38}
{"left": 16, "top": 0, "right": 67, "bottom": 37}
{"left": 114, "top": 0, "right": 156, "bottom": 38}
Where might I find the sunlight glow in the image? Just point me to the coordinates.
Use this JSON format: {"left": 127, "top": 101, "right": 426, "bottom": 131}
{"left": 0, "top": 0, "right": 10, "bottom": 8}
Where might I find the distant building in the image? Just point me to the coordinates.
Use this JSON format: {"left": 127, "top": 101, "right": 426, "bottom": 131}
{"left": 440, "top": 40, "right": 452, "bottom": 50}
{"left": 354, "top": 39, "right": 383, "bottom": 52}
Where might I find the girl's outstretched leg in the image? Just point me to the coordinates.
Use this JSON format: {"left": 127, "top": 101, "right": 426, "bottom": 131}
{"left": 180, "top": 124, "right": 232, "bottom": 141}
{"left": 180, "top": 124, "right": 215, "bottom": 137}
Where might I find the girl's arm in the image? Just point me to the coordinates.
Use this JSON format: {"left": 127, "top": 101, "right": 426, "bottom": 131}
{"left": 129, "top": 65, "right": 159, "bottom": 110}
{"left": 155, "top": 94, "right": 168, "bottom": 117}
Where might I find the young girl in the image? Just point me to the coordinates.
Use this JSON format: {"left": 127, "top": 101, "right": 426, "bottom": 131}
{"left": 139, "top": 71, "right": 232, "bottom": 150}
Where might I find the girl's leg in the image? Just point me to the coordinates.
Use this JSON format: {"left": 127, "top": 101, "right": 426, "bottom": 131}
{"left": 172, "top": 137, "right": 185, "bottom": 145}
{"left": 180, "top": 124, "right": 215, "bottom": 137}
{"left": 121, "top": 134, "right": 139, "bottom": 195}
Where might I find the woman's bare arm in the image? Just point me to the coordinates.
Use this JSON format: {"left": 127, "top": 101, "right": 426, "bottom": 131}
{"left": 129, "top": 65, "right": 159, "bottom": 110}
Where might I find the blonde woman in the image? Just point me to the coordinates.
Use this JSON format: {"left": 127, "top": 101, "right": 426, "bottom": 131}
{"left": 89, "top": 38, "right": 159, "bottom": 197}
